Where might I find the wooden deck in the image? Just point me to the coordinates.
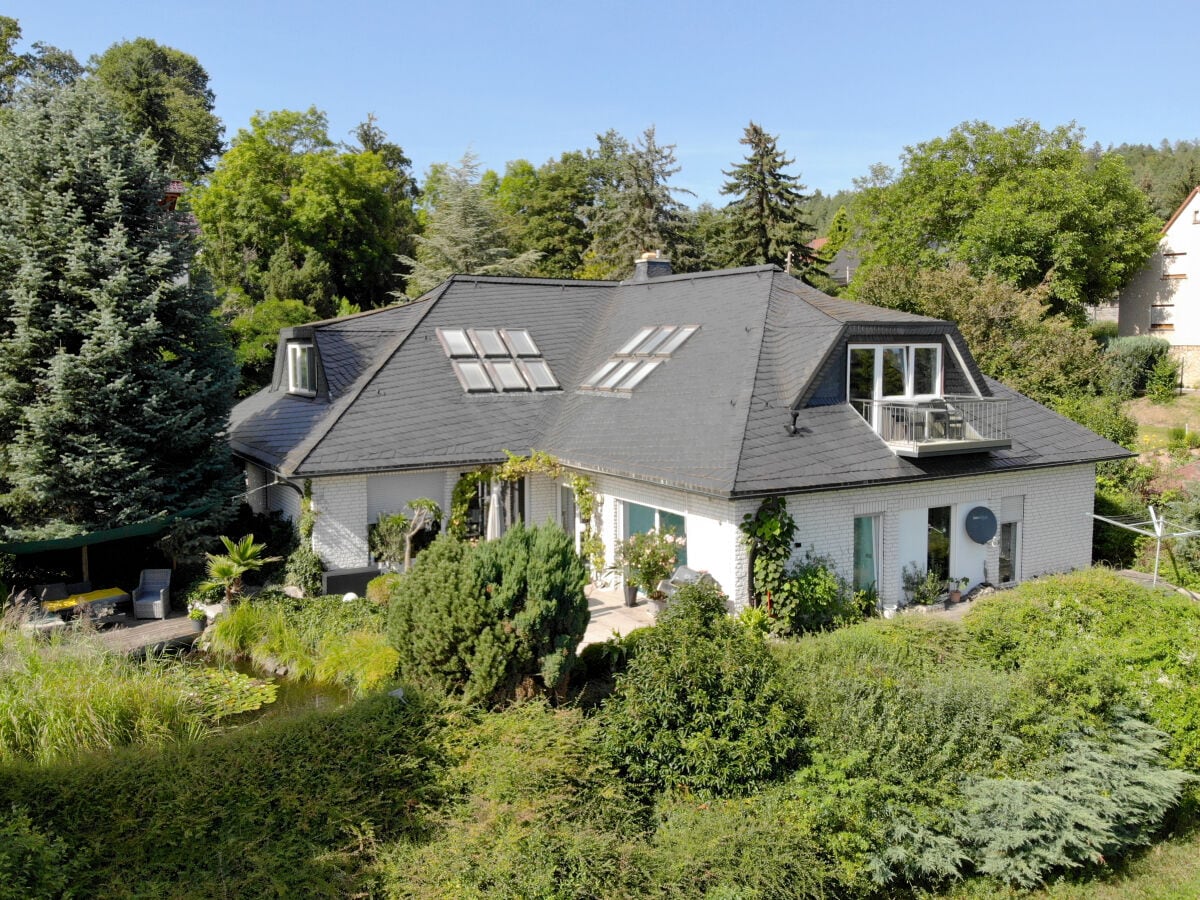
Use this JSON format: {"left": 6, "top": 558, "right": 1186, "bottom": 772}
{"left": 96, "top": 611, "right": 202, "bottom": 655}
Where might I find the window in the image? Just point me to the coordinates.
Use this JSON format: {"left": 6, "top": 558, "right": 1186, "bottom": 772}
{"left": 853, "top": 516, "right": 878, "bottom": 594}
{"left": 1163, "top": 251, "right": 1187, "bottom": 280}
{"left": 437, "top": 327, "right": 559, "bottom": 393}
{"left": 582, "top": 325, "right": 699, "bottom": 393}
{"left": 927, "top": 506, "right": 951, "bottom": 581}
{"left": 625, "top": 501, "right": 687, "bottom": 566}
{"left": 287, "top": 343, "right": 314, "bottom": 394}
{"left": 847, "top": 344, "right": 942, "bottom": 424}
{"left": 999, "top": 522, "right": 1019, "bottom": 584}
{"left": 1151, "top": 301, "right": 1175, "bottom": 331}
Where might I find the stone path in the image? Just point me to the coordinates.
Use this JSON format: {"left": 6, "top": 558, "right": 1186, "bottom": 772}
{"left": 580, "top": 585, "right": 657, "bottom": 648}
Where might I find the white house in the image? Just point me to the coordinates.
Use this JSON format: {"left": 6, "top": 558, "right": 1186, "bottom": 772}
{"left": 1119, "top": 185, "right": 1200, "bottom": 384}
{"left": 228, "top": 260, "right": 1127, "bottom": 611}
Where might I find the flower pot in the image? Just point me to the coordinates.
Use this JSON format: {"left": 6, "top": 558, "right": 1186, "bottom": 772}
{"left": 949, "top": 589, "right": 962, "bottom": 603}
{"left": 623, "top": 583, "right": 639, "bottom": 607}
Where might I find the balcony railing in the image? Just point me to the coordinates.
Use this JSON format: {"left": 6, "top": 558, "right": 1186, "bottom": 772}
{"left": 851, "top": 396, "right": 1011, "bottom": 457}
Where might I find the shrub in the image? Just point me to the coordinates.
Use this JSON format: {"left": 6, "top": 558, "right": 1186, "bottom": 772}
{"left": 598, "top": 581, "right": 805, "bottom": 797}
{"left": 1147, "top": 352, "right": 1181, "bottom": 404}
{"left": 376, "top": 701, "right": 646, "bottom": 897}
{"left": 773, "top": 554, "right": 871, "bottom": 634}
{"left": 1105, "top": 335, "right": 1174, "bottom": 399}
{"left": 0, "top": 693, "right": 439, "bottom": 898}
{"left": 284, "top": 544, "right": 324, "bottom": 596}
{"left": 1053, "top": 394, "right": 1138, "bottom": 449}
{"left": 957, "top": 715, "right": 1193, "bottom": 888}
{"left": 0, "top": 805, "right": 66, "bottom": 900}
{"left": 365, "top": 571, "right": 402, "bottom": 604}
{"left": 964, "top": 569, "right": 1200, "bottom": 772}
{"left": 387, "top": 525, "right": 589, "bottom": 703}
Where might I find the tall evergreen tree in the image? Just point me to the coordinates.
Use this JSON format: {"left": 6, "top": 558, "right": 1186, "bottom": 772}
{"left": 579, "top": 127, "right": 692, "bottom": 279}
{"left": 719, "top": 121, "right": 816, "bottom": 273}
{"left": 399, "top": 153, "right": 540, "bottom": 298}
{"left": 0, "top": 79, "right": 236, "bottom": 539}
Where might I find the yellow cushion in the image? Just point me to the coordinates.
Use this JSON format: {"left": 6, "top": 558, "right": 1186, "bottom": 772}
{"left": 43, "top": 588, "right": 129, "bottom": 613}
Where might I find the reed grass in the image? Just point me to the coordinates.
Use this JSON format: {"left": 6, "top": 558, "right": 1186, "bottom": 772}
{"left": 0, "top": 624, "right": 209, "bottom": 765}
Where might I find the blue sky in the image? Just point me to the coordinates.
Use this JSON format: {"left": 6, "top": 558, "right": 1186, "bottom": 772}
{"left": 8, "top": 1, "right": 1199, "bottom": 203}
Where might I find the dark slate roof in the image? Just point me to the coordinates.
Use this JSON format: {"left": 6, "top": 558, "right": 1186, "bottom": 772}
{"left": 228, "top": 266, "right": 1130, "bottom": 497}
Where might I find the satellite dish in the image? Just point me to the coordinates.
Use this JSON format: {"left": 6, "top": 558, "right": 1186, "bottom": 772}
{"left": 965, "top": 506, "right": 998, "bottom": 544}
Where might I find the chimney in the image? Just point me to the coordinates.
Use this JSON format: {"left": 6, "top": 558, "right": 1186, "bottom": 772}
{"left": 631, "top": 250, "right": 673, "bottom": 282}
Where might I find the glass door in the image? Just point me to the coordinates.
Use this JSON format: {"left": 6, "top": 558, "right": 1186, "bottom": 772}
{"left": 853, "top": 516, "right": 878, "bottom": 594}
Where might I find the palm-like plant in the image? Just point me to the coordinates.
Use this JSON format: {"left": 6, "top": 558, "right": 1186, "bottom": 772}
{"left": 202, "top": 534, "right": 282, "bottom": 603}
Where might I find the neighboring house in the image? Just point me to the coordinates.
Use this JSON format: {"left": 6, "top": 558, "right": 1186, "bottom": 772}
{"left": 1119, "top": 185, "right": 1200, "bottom": 384}
{"left": 228, "top": 259, "right": 1126, "bottom": 612}
{"left": 807, "top": 236, "right": 859, "bottom": 288}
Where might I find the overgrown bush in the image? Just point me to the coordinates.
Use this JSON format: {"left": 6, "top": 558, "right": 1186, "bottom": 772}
{"left": 1147, "top": 351, "right": 1182, "bottom": 403}
{"left": 599, "top": 581, "right": 804, "bottom": 797}
{"left": 965, "top": 569, "right": 1200, "bottom": 772}
{"left": 1105, "top": 335, "right": 1174, "bottom": 399}
{"left": 0, "top": 805, "right": 66, "bottom": 900}
{"left": 377, "top": 701, "right": 646, "bottom": 897}
{"left": 1053, "top": 394, "right": 1138, "bottom": 449}
{"left": 365, "top": 571, "right": 402, "bottom": 604}
{"left": 388, "top": 524, "right": 589, "bottom": 704}
{"left": 0, "top": 693, "right": 439, "bottom": 898}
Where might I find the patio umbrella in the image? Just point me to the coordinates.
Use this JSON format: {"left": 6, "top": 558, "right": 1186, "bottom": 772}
{"left": 485, "top": 480, "right": 503, "bottom": 541}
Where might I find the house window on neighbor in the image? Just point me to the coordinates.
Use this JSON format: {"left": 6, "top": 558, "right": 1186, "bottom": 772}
{"left": 1163, "top": 251, "right": 1187, "bottom": 280}
{"left": 1151, "top": 302, "right": 1175, "bottom": 331}
{"left": 287, "top": 343, "right": 314, "bottom": 395}
{"left": 625, "top": 501, "right": 687, "bottom": 566}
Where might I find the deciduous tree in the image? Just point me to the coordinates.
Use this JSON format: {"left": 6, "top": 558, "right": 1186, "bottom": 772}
{"left": 90, "top": 37, "right": 222, "bottom": 180}
{"left": 852, "top": 120, "right": 1160, "bottom": 319}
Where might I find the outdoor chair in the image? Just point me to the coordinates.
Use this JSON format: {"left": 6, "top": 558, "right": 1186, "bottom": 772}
{"left": 132, "top": 569, "right": 171, "bottom": 620}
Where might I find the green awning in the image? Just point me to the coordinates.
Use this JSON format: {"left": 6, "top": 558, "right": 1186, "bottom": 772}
{"left": 0, "top": 503, "right": 214, "bottom": 555}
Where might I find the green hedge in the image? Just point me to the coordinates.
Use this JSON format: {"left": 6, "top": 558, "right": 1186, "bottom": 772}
{"left": 0, "top": 694, "right": 438, "bottom": 898}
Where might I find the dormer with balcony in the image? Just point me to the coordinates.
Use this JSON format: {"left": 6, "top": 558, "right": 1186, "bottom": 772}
{"left": 844, "top": 338, "right": 1011, "bottom": 458}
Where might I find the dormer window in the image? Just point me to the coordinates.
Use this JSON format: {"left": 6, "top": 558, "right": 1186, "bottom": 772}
{"left": 288, "top": 342, "right": 315, "bottom": 395}
{"left": 848, "top": 344, "right": 941, "bottom": 421}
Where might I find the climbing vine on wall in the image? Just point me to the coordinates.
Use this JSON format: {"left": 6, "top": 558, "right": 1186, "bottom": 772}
{"left": 739, "top": 496, "right": 796, "bottom": 608}
{"left": 447, "top": 451, "right": 604, "bottom": 573}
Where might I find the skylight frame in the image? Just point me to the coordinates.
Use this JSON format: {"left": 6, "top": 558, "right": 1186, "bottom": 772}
{"left": 437, "top": 326, "right": 560, "bottom": 394}
{"left": 580, "top": 324, "right": 700, "bottom": 393}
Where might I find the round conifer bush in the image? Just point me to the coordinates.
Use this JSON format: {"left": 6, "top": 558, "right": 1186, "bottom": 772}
{"left": 598, "top": 581, "right": 804, "bottom": 797}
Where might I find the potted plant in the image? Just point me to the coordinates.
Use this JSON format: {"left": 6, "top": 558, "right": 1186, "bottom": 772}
{"left": 901, "top": 564, "right": 947, "bottom": 610}
{"left": 615, "top": 529, "right": 684, "bottom": 607}
{"left": 948, "top": 576, "right": 969, "bottom": 603}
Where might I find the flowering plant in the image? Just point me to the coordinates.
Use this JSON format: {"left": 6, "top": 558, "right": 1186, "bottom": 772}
{"left": 616, "top": 529, "right": 685, "bottom": 598}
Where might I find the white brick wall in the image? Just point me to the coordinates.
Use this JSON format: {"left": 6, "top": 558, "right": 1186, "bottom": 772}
{"left": 269, "top": 461, "right": 1097, "bottom": 608}
{"left": 312, "top": 475, "right": 369, "bottom": 569}
{"left": 784, "top": 464, "right": 1096, "bottom": 610}
{"left": 244, "top": 463, "right": 269, "bottom": 515}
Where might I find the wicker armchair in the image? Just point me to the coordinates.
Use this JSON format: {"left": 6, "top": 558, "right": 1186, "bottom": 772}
{"left": 132, "top": 569, "right": 171, "bottom": 619}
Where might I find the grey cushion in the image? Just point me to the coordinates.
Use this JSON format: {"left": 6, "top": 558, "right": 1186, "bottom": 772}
{"left": 38, "top": 583, "right": 69, "bottom": 602}
{"left": 66, "top": 581, "right": 92, "bottom": 596}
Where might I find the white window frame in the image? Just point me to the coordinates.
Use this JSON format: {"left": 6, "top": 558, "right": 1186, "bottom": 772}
{"left": 846, "top": 343, "right": 943, "bottom": 404}
{"left": 287, "top": 342, "right": 315, "bottom": 395}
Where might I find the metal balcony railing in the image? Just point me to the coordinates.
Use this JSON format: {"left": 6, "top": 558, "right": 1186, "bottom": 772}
{"left": 850, "top": 396, "right": 1011, "bottom": 457}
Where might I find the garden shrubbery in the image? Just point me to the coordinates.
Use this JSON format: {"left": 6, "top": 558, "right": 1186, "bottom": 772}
{"left": 0, "top": 693, "right": 439, "bottom": 898}
{"left": 387, "top": 524, "right": 589, "bottom": 703}
{"left": 598, "top": 581, "right": 804, "bottom": 797}
{"left": 205, "top": 590, "right": 396, "bottom": 695}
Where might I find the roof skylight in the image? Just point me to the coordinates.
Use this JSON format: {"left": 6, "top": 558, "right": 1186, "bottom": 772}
{"left": 438, "top": 327, "right": 559, "bottom": 393}
{"left": 581, "top": 324, "right": 699, "bottom": 393}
